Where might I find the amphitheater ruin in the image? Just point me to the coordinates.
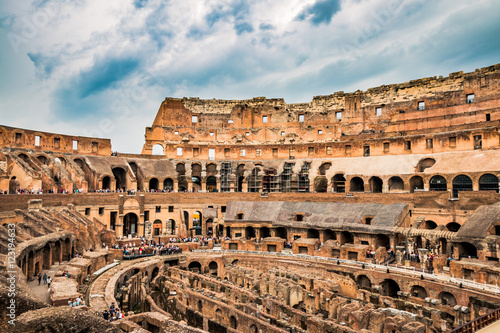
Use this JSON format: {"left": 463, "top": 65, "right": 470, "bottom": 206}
{"left": 1, "top": 63, "right": 500, "bottom": 333}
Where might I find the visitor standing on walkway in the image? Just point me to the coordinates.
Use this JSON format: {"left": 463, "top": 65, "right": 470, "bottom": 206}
{"left": 43, "top": 273, "right": 47, "bottom": 284}
{"left": 47, "top": 276, "right": 52, "bottom": 288}
{"left": 38, "top": 273, "right": 42, "bottom": 285}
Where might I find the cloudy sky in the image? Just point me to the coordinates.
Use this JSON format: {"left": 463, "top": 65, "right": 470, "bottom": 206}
{"left": 0, "top": 0, "right": 499, "bottom": 153}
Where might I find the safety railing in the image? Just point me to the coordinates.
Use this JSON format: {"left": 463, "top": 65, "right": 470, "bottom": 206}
{"left": 449, "top": 307, "right": 500, "bottom": 333}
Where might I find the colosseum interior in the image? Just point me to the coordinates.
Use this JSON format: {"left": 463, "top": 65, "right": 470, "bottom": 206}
{"left": 1, "top": 63, "right": 500, "bottom": 333}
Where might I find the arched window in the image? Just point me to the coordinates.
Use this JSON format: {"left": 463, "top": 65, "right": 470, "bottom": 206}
{"left": 429, "top": 175, "right": 447, "bottom": 191}
{"left": 453, "top": 174, "right": 472, "bottom": 197}
{"left": 479, "top": 174, "right": 499, "bottom": 192}
{"left": 152, "top": 144, "right": 164, "bottom": 155}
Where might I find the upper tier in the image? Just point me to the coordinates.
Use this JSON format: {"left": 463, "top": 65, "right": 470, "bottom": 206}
{"left": 142, "top": 63, "right": 500, "bottom": 160}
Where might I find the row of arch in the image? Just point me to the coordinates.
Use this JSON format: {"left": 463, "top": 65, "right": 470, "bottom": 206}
{"left": 356, "top": 274, "right": 458, "bottom": 306}
{"left": 314, "top": 173, "right": 499, "bottom": 195}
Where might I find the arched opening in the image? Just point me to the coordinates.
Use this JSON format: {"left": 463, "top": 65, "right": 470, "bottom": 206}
{"left": 195, "top": 300, "right": 202, "bottom": 313}
{"left": 340, "top": 231, "right": 354, "bottom": 245}
{"left": 369, "top": 176, "right": 383, "bottom": 193}
{"left": 479, "top": 174, "right": 499, "bottom": 192}
{"left": 410, "top": 176, "right": 424, "bottom": 193}
{"left": 380, "top": 279, "right": 400, "bottom": 297}
{"left": 52, "top": 240, "right": 61, "bottom": 264}
{"left": 37, "top": 155, "right": 48, "bottom": 165}
{"left": 188, "top": 261, "right": 202, "bottom": 273}
{"left": 319, "top": 162, "right": 331, "bottom": 175}
{"left": 350, "top": 177, "right": 364, "bottom": 192}
{"left": 176, "top": 163, "right": 187, "bottom": 192}
{"left": 208, "top": 261, "right": 218, "bottom": 276}
{"left": 128, "top": 162, "right": 142, "bottom": 190}
{"left": 357, "top": 275, "right": 371, "bottom": 290}
{"left": 324, "top": 229, "right": 336, "bottom": 242}
{"left": 149, "top": 178, "right": 159, "bottom": 191}
{"left": 191, "top": 163, "right": 202, "bottom": 192}
{"left": 112, "top": 167, "right": 127, "bottom": 191}
{"left": 438, "top": 291, "right": 457, "bottom": 306}
{"left": 410, "top": 285, "right": 427, "bottom": 299}
{"left": 417, "top": 158, "right": 436, "bottom": 172}
{"left": 9, "top": 176, "right": 20, "bottom": 194}
{"left": 438, "top": 238, "right": 447, "bottom": 255}
{"left": 123, "top": 213, "right": 138, "bottom": 237}
{"left": 424, "top": 220, "right": 437, "bottom": 230}
{"left": 261, "top": 227, "right": 270, "bottom": 239}
{"left": 206, "top": 176, "right": 217, "bottom": 192}
{"left": 429, "top": 175, "right": 447, "bottom": 191}
{"left": 333, "top": 174, "right": 346, "bottom": 193}
{"left": 43, "top": 243, "right": 51, "bottom": 269}
{"left": 64, "top": 238, "right": 71, "bottom": 260}
{"left": 388, "top": 176, "right": 404, "bottom": 192}
{"left": 245, "top": 226, "right": 256, "bottom": 239}
{"left": 153, "top": 220, "right": 162, "bottom": 236}
{"left": 307, "top": 228, "right": 319, "bottom": 239}
{"left": 276, "top": 227, "right": 287, "bottom": 240}
{"left": 152, "top": 144, "right": 164, "bottom": 155}
{"left": 314, "top": 176, "right": 328, "bottom": 192}
{"left": 192, "top": 211, "right": 202, "bottom": 235}
{"left": 446, "top": 222, "right": 461, "bottom": 232}
{"left": 458, "top": 242, "right": 477, "bottom": 259}
{"left": 235, "top": 164, "right": 245, "bottom": 192}
{"left": 205, "top": 218, "right": 213, "bottom": 236}
{"left": 231, "top": 259, "right": 239, "bottom": 266}
{"left": 28, "top": 250, "right": 35, "bottom": 279}
{"left": 250, "top": 324, "right": 258, "bottom": 333}
{"left": 168, "top": 219, "right": 176, "bottom": 235}
{"left": 163, "top": 178, "right": 173, "bottom": 191}
{"left": 152, "top": 267, "right": 159, "bottom": 280}
{"left": 102, "top": 176, "right": 111, "bottom": 190}
{"left": 230, "top": 316, "right": 237, "bottom": 329}
{"left": 453, "top": 174, "right": 472, "bottom": 197}
{"left": 375, "top": 234, "right": 390, "bottom": 249}
{"left": 248, "top": 167, "right": 262, "bottom": 193}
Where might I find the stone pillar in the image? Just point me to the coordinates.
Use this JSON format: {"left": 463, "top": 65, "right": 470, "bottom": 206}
{"left": 115, "top": 214, "right": 124, "bottom": 238}
{"left": 382, "top": 184, "right": 389, "bottom": 193}
{"left": 173, "top": 180, "right": 179, "bottom": 192}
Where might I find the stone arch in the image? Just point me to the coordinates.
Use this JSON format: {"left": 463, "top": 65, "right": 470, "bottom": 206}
{"left": 453, "top": 174, "right": 472, "bottom": 197}
{"left": 479, "top": 173, "right": 499, "bottom": 192}
{"left": 424, "top": 220, "right": 437, "bottom": 230}
{"left": 208, "top": 261, "right": 218, "bottom": 276}
{"left": 410, "top": 175, "right": 424, "bottom": 193}
{"left": 307, "top": 228, "right": 320, "bottom": 239}
{"left": 369, "top": 176, "right": 383, "bottom": 193}
{"left": 350, "top": 177, "right": 364, "bottom": 192}
{"left": 149, "top": 178, "right": 159, "bottom": 191}
{"left": 37, "top": 155, "right": 49, "bottom": 165}
{"left": 340, "top": 231, "right": 354, "bottom": 245}
{"left": 248, "top": 167, "right": 262, "bottom": 193}
{"left": 168, "top": 219, "right": 176, "bottom": 235}
{"left": 261, "top": 227, "right": 271, "bottom": 238}
{"left": 375, "top": 234, "right": 390, "bottom": 249}
{"left": 249, "top": 324, "right": 258, "bottom": 333}
{"left": 230, "top": 316, "right": 237, "bottom": 329}
{"left": 314, "top": 176, "right": 328, "bottom": 192}
{"left": 429, "top": 175, "right": 447, "bottom": 191}
{"left": 191, "top": 163, "right": 202, "bottom": 192}
{"left": 163, "top": 178, "right": 173, "bottom": 191}
{"left": 206, "top": 176, "right": 217, "bottom": 192}
{"left": 102, "top": 176, "right": 111, "bottom": 190}
{"left": 192, "top": 211, "right": 202, "bottom": 235}
{"left": 152, "top": 267, "right": 159, "bottom": 280}
{"left": 319, "top": 162, "right": 331, "bottom": 175}
{"left": 64, "top": 238, "right": 72, "bottom": 260}
{"left": 236, "top": 164, "right": 245, "bottom": 192}
{"left": 388, "top": 176, "right": 404, "bottom": 192}
{"left": 380, "top": 279, "right": 400, "bottom": 297}
{"left": 188, "top": 261, "right": 202, "bottom": 273}
{"left": 123, "top": 213, "right": 138, "bottom": 236}
{"left": 276, "top": 227, "right": 287, "bottom": 240}
{"left": 18, "top": 153, "right": 30, "bottom": 164}
{"left": 153, "top": 219, "right": 162, "bottom": 236}
{"left": 28, "top": 250, "right": 35, "bottom": 279}
{"left": 128, "top": 162, "right": 142, "bottom": 190}
{"left": 458, "top": 242, "right": 477, "bottom": 258}
{"left": 52, "top": 240, "right": 61, "bottom": 264}
{"left": 332, "top": 174, "right": 346, "bottom": 193}
{"left": 410, "top": 285, "right": 428, "bottom": 299}
{"left": 324, "top": 229, "right": 336, "bottom": 242}
{"left": 43, "top": 243, "right": 51, "bottom": 269}
{"left": 438, "top": 291, "right": 457, "bottom": 306}
{"left": 417, "top": 158, "right": 436, "bottom": 172}
{"left": 152, "top": 144, "right": 164, "bottom": 155}
{"left": 197, "top": 300, "right": 203, "bottom": 312}
{"left": 357, "top": 275, "right": 371, "bottom": 290}
{"left": 112, "top": 167, "right": 127, "bottom": 191}
{"left": 54, "top": 156, "right": 67, "bottom": 166}
{"left": 176, "top": 163, "right": 187, "bottom": 191}
{"left": 245, "top": 226, "right": 256, "bottom": 239}
{"left": 9, "top": 176, "right": 20, "bottom": 194}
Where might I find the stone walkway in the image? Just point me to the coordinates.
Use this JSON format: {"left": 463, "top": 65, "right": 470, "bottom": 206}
{"left": 26, "top": 262, "right": 67, "bottom": 305}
